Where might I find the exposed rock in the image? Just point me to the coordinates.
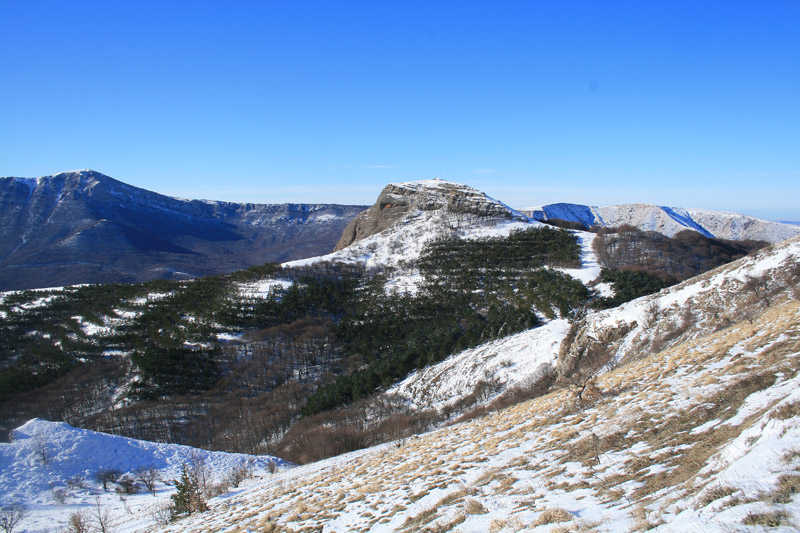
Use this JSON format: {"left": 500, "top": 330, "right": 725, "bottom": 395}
{"left": 335, "top": 179, "right": 527, "bottom": 250}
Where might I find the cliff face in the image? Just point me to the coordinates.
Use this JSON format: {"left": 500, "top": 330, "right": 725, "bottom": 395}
{"left": 335, "top": 179, "right": 526, "bottom": 250}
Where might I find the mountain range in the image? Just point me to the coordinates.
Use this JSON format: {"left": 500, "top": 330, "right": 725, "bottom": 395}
{"left": 2, "top": 171, "right": 799, "bottom": 292}
{"left": 523, "top": 202, "right": 800, "bottom": 242}
{"left": 0, "top": 170, "right": 366, "bottom": 291}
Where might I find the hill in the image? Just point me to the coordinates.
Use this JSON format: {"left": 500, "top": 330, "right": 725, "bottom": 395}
{"left": 158, "top": 236, "right": 800, "bottom": 533}
{"left": 0, "top": 170, "right": 365, "bottom": 290}
{"left": 0, "top": 418, "right": 288, "bottom": 532}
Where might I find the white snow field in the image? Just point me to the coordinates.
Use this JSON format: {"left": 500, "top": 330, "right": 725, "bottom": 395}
{"left": 0, "top": 419, "right": 289, "bottom": 532}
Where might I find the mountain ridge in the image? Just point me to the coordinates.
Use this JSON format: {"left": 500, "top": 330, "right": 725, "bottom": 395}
{"left": 523, "top": 202, "right": 800, "bottom": 243}
{"left": 0, "top": 170, "right": 367, "bottom": 290}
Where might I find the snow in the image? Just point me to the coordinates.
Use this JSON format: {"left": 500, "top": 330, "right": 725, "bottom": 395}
{"left": 388, "top": 319, "right": 571, "bottom": 411}
{"left": 522, "top": 202, "right": 800, "bottom": 243}
{"left": 0, "top": 419, "right": 289, "bottom": 532}
{"left": 236, "top": 279, "right": 292, "bottom": 299}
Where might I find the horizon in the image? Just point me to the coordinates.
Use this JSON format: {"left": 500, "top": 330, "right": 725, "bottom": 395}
{"left": 1, "top": 1, "right": 798, "bottom": 221}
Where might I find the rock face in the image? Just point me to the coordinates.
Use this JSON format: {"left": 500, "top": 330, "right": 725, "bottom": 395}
{"left": 522, "top": 202, "right": 800, "bottom": 243}
{"left": 0, "top": 170, "right": 366, "bottom": 290}
{"left": 335, "top": 179, "right": 527, "bottom": 250}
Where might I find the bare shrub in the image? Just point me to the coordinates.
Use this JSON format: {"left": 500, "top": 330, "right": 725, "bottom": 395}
{"left": 223, "top": 460, "right": 254, "bottom": 488}
{"left": 66, "top": 475, "right": 87, "bottom": 491}
{"left": 32, "top": 436, "right": 51, "bottom": 465}
{"left": 150, "top": 499, "right": 172, "bottom": 526}
{"left": 51, "top": 486, "right": 67, "bottom": 504}
{"left": 115, "top": 475, "right": 140, "bottom": 495}
{"left": 91, "top": 497, "right": 117, "bottom": 533}
{"left": 64, "top": 510, "right": 91, "bottom": 533}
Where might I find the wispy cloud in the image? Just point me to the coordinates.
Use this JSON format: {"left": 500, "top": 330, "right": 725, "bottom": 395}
{"left": 363, "top": 165, "right": 397, "bottom": 169}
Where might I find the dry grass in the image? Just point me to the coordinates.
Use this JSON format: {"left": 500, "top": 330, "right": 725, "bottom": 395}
{"left": 742, "top": 510, "right": 790, "bottom": 526}
{"left": 533, "top": 506, "right": 573, "bottom": 525}
{"left": 464, "top": 498, "right": 488, "bottom": 515}
{"left": 771, "top": 400, "right": 800, "bottom": 421}
{"left": 695, "top": 485, "right": 741, "bottom": 509}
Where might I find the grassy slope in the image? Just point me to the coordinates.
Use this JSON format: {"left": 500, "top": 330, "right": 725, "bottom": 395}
{"left": 161, "top": 289, "right": 800, "bottom": 531}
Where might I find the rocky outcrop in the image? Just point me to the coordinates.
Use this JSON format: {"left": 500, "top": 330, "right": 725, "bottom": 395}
{"left": 335, "top": 179, "right": 527, "bottom": 250}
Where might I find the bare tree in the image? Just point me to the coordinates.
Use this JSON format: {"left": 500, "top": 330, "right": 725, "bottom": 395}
{"left": 744, "top": 273, "right": 772, "bottom": 307}
{"left": 134, "top": 466, "right": 160, "bottom": 495}
{"left": 91, "top": 497, "right": 117, "bottom": 533}
{"left": 96, "top": 469, "right": 123, "bottom": 491}
{"left": 0, "top": 504, "right": 27, "bottom": 533}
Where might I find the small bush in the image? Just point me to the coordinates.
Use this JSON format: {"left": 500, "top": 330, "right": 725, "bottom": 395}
{"left": 64, "top": 511, "right": 90, "bottom": 533}
{"left": 115, "top": 476, "right": 140, "bottom": 495}
{"left": 223, "top": 460, "right": 254, "bottom": 488}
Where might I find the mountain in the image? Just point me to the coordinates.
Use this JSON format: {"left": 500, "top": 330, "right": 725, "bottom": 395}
{"left": 0, "top": 170, "right": 366, "bottom": 291}
{"left": 523, "top": 202, "right": 800, "bottom": 243}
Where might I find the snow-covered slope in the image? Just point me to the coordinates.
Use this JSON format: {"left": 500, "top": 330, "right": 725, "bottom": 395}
{"left": 523, "top": 202, "right": 800, "bottom": 243}
{"left": 158, "top": 237, "right": 800, "bottom": 533}
{"left": 0, "top": 419, "right": 289, "bottom": 532}
{"left": 287, "top": 179, "right": 543, "bottom": 290}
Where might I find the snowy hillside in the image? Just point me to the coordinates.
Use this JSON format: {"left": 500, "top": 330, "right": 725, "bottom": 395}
{"left": 287, "top": 179, "right": 543, "bottom": 290}
{"left": 0, "top": 419, "right": 289, "bottom": 532}
{"left": 158, "top": 237, "right": 800, "bottom": 532}
{"left": 523, "top": 202, "right": 800, "bottom": 243}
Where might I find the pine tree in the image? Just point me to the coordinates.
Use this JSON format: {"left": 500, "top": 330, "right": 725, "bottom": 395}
{"left": 170, "top": 464, "right": 207, "bottom": 520}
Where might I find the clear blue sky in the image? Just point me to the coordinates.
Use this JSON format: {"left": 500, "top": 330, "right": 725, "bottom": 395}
{"left": 1, "top": 1, "right": 798, "bottom": 220}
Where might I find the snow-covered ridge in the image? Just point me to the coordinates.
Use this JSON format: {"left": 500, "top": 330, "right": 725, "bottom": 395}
{"left": 523, "top": 202, "right": 800, "bottom": 243}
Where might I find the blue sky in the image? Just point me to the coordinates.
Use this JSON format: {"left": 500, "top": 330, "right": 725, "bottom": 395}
{"left": 1, "top": 1, "right": 798, "bottom": 220}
